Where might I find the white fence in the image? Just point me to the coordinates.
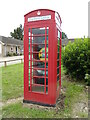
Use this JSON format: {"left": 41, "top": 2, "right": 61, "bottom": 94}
{"left": 0, "top": 58, "right": 24, "bottom": 67}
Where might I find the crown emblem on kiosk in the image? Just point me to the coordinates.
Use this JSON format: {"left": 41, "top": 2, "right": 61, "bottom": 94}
{"left": 37, "top": 11, "right": 41, "bottom": 15}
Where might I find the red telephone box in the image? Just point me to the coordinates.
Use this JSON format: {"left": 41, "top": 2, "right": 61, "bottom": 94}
{"left": 23, "top": 9, "right": 62, "bottom": 106}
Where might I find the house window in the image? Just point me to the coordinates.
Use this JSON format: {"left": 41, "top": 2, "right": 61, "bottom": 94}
{"left": 11, "top": 47, "right": 13, "bottom": 52}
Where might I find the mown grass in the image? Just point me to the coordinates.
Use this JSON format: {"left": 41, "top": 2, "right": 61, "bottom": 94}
{"left": 2, "top": 63, "right": 23, "bottom": 101}
{"left": 2, "top": 80, "right": 85, "bottom": 118}
{"left": 3, "top": 102, "right": 55, "bottom": 118}
{"left": 2, "top": 64, "right": 88, "bottom": 118}
{"left": 62, "top": 80, "right": 84, "bottom": 117}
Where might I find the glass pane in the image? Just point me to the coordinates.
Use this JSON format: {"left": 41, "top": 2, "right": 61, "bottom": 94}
{"left": 29, "top": 61, "right": 30, "bottom": 67}
{"left": 32, "top": 27, "right": 45, "bottom": 35}
{"left": 57, "top": 75, "right": 59, "bottom": 81}
{"left": 46, "top": 36, "right": 48, "bottom": 44}
{"left": 29, "top": 69, "right": 30, "bottom": 74}
{"left": 57, "top": 52, "right": 59, "bottom": 59}
{"left": 57, "top": 61, "right": 59, "bottom": 67}
{"left": 57, "top": 80, "right": 59, "bottom": 89}
{"left": 33, "top": 36, "right": 46, "bottom": 44}
{"left": 29, "top": 28, "right": 31, "bottom": 36}
{"left": 28, "top": 27, "right": 49, "bottom": 93}
{"left": 32, "top": 44, "right": 45, "bottom": 52}
{"left": 33, "top": 69, "right": 48, "bottom": 78}
{"left": 29, "top": 71, "right": 30, "bottom": 86}
{"left": 33, "top": 69, "right": 45, "bottom": 77}
{"left": 33, "top": 77, "right": 45, "bottom": 84}
{"left": 32, "top": 85, "right": 44, "bottom": 93}
{"left": 32, "top": 78, "right": 48, "bottom": 85}
{"left": 58, "top": 38, "right": 60, "bottom": 46}
{"left": 30, "top": 46, "right": 48, "bottom": 61}
{"left": 29, "top": 37, "right": 30, "bottom": 44}
{"left": 29, "top": 44, "right": 30, "bottom": 51}
{"left": 58, "top": 30, "right": 60, "bottom": 38}
{"left": 33, "top": 60, "right": 45, "bottom": 66}
{"left": 46, "top": 86, "right": 48, "bottom": 94}
{"left": 57, "top": 68, "right": 59, "bottom": 75}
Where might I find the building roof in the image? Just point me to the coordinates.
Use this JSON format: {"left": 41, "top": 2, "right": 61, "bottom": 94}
{"left": 0, "top": 36, "right": 75, "bottom": 46}
{"left": 62, "top": 38, "right": 75, "bottom": 46}
{"left": 0, "top": 36, "right": 23, "bottom": 46}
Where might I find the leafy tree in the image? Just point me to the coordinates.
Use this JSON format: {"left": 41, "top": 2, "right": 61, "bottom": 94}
{"left": 10, "top": 24, "right": 23, "bottom": 40}
{"left": 62, "top": 32, "right": 68, "bottom": 39}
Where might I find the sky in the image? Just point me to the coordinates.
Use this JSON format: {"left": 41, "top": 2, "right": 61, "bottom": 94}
{"left": 0, "top": 0, "right": 89, "bottom": 38}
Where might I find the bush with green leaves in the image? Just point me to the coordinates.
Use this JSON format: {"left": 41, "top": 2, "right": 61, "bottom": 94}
{"left": 62, "top": 38, "right": 89, "bottom": 85}
{"left": 6, "top": 52, "right": 13, "bottom": 57}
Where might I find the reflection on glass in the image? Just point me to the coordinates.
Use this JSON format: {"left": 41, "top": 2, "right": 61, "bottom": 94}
{"left": 32, "top": 27, "right": 45, "bottom": 35}
{"left": 29, "top": 28, "right": 31, "bottom": 36}
{"left": 57, "top": 80, "right": 59, "bottom": 89}
{"left": 29, "top": 37, "right": 30, "bottom": 44}
{"left": 58, "top": 30, "right": 60, "bottom": 38}
{"left": 33, "top": 69, "right": 48, "bottom": 77}
{"left": 46, "top": 87, "right": 48, "bottom": 94}
{"left": 57, "top": 68, "right": 59, "bottom": 75}
{"left": 32, "top": 85, "right": 44, "bottom": 93}
{"left": 57, "top": 52, "right": 59, "bottom": 59}
{"left": 32, "top": 77, "right": 48, "bottom": 85}
{"left": 33, "top": 36, "right": 46, "bottom": 44}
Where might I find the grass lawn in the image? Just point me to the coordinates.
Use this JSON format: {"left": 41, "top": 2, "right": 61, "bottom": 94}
{"left": 2, "top": 63, "right": 23, "bottom": 101}
{"left": 3, "top": 102, "right": 55, "bottom": 118}
{"left": 2, "top": 64, "right": 88, "bottom": 118}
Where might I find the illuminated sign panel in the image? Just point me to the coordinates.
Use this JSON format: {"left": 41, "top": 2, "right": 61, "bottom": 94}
{"left": 28, "top": 15, "right": 51, "bottom": 22}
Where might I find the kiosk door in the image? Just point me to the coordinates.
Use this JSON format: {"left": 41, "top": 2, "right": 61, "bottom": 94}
{"left": 28, "top": 27, "right": 49, "bottom": 94}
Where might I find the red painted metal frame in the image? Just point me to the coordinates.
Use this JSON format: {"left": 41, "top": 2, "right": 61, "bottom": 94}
{"left": 30, "top": 29, "right": 32, "bottom": 91}
{"left": 45, "top": 28, "right": 47, "bottom": 94}
{"left": 24, "top": 9, "right": 62, "bottom": 106}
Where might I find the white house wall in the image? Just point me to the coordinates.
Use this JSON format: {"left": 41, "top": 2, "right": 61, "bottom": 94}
{"left": 0, "top": 43, "right": 2, "bottom": 57}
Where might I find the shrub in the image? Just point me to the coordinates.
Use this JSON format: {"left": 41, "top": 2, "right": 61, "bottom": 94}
{"left": 62, "top": 38, "right": 89, "bottom": 84}
{"left": 13, "top": 53, "right": 18, "bottom": 56}
{"left": 20, "top": 53, "right": 22, "bottom": 56}
{"left": 6, "top": 52, "right": 13, "bottom": 57}
{"left": 85, "top": 73, "right": 90, "bottom": 86}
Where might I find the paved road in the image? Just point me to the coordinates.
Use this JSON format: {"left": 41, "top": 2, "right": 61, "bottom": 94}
{"left": 0, "top": 56, "right": 24, "bottom": 67}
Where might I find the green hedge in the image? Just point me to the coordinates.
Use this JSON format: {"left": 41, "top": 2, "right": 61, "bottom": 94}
{"left": 62, "top": 38, "right": 89, "bottom": 85}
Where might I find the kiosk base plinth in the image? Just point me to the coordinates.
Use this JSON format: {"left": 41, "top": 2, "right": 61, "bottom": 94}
{"left": 23, "top": 99, "right": 56, "bottom": 107}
